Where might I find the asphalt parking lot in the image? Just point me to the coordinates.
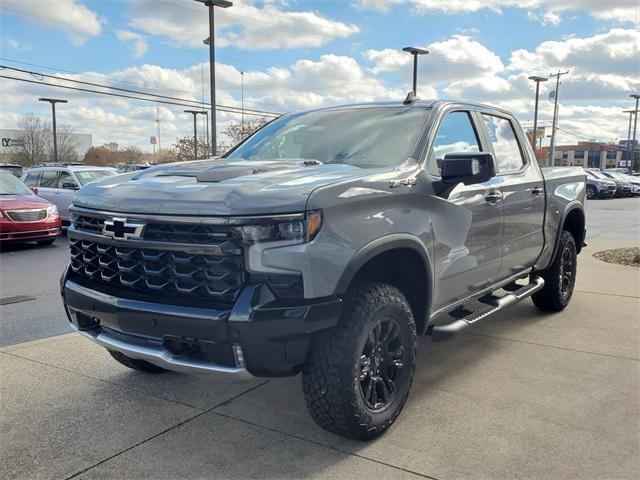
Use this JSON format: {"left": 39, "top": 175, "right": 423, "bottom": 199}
{"left": 1, "top": 197, "right": 639, "bottom": 479}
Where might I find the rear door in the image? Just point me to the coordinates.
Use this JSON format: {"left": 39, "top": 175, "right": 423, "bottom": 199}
{"left": 34, "top": 169, "right": 59, "bottom": 206}
{"left": 54, "top": 170, "right": 78, "bottom": 223}
{"left": 426, "top": 109, "right": 504, "bottom": 310}
{"left": 479, "top": 113, "right": 545, "bottom": 281}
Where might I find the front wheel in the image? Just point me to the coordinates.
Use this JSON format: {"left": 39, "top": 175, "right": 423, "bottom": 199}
{"left": 532, "top": 230, "right": 577, "bottom": 312}
{"left": 586, "top": 185, "right": 597, "bottom": 200}
{"left": 302, "top": 282, "right": 416, "bottom": 441}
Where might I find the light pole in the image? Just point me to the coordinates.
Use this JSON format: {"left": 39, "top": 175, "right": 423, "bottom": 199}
{"left": 630, "top": 94, "right": 640, "bottom": 172}
{"left": 402, "top": 47, "right": 429, "bottom": 96}
{"left": 528, "top": 76, "right": 548, "bottom": 151}
{"left": 240, "top": 70, "right": 245, "bottom": 138}
{"left": 185, "top": 110, "right": 207, "bottom": 160}
{"left": 39, "top": 97, "right": 68, "bottom": 163}
{"left": 197, "top": 0, "right": 233, "bottom": 157}
{"left": 548, "top": 70, "right": 569, "bottom": 166}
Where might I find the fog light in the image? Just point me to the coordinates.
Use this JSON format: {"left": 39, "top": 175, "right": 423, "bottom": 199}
{"left": 232, "top": 344, "right": 246, "bottom": 368}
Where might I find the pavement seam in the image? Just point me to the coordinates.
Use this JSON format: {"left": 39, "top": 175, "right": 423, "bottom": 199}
{"left": 211, "top": 411, "right": 440, "bottom": 480}
{"left": 0, "top": 349, "right": 204, "bottom": 411}
{"left": 575, "top": 289, "right": 639, "bottom": 299}
{"left": 465, "top": 333, "right": 640, "bottom": 361}
{"left": 62, "top": 379, "right": 271, "bottom": 480}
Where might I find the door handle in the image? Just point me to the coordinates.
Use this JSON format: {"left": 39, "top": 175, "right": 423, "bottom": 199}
{"left": 485, "top": 190, "right": 502, "bottom": 205}
{"left": 531, "top": 186, "right": 544, "bottom": 196}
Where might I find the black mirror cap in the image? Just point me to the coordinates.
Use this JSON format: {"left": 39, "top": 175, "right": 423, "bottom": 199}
{"left": 62, "top": 182, "right": 79, "bottom": 190}
{"left": 441, "top": 152, "right": 496, "bottom": 186}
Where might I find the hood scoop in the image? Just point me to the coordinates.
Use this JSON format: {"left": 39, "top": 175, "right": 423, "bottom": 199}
{"left": 164, "top": 160, "right": 324, "bottom": 183}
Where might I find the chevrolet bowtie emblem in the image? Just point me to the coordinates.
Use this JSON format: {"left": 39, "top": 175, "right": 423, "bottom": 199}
{"left": 103, "top": 217, "right": 145, "bottom": 240}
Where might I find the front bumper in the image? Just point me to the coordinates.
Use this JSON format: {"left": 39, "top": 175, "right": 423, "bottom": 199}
{"left": 61, "top": 270, "right": 342, "bottom": 377}
{"left": 0, "top": 216, "right": 61, "bottom": 242}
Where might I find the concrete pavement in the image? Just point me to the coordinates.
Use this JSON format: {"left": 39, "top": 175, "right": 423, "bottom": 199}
{"left": 1, "top": 235, "right": 638, "bottom": 480}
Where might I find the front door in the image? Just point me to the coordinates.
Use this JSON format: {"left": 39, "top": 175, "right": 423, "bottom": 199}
{"left": 426, "top": 110, "right": 504, "bottom": 311}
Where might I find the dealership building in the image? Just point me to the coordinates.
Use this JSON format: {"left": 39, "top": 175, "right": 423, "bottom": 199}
{"left": 0, "top": 128, "right": 92, "bottom": 162}
{"left": 539, "top": 141, "right": 626, "bottom": 169}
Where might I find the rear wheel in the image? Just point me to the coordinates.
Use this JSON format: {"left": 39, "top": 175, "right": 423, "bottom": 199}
{"left": 586, "top": 185, "right": 597, "bottom": 200}
{"left": 302, "top": 282, "right": 416, "bottom": 440}
{"left": 108, "top": 350, "right": 167, "bottom": 373}
{"left": 532, "top": 230, "right": 577, "bottom": 312}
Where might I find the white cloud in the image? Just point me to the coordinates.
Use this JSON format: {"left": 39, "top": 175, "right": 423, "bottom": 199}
{"left": 355, "top": 0, "right": 640, "bottom": 24}
{"left": 1, "top": 0, "right": 102, "bottom": 45}
{"left": 129, "top": 0, "right": 359, "bottom": 50}
{"left": 116, "top": 31, "right": 149, "bottom": 58}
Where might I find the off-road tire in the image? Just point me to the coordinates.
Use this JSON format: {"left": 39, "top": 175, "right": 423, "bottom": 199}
{"left": 586, "top": 185, "right": 597, "bottom": 200}
{"left": 108, "top": 350, "right": 167, "bottom": 373}
{"left": 37, "top": 238, "right": 56, "bottom": 246}
{"left": 532, "top": 230, "right": 577, "bottom": 312}
{"left": 302, "top": 282, "right": 417, "bottom": 441}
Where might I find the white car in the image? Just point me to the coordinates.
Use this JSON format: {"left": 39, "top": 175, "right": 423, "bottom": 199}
{"left": 22, "top": 165, "right": 118, "bottom": 226}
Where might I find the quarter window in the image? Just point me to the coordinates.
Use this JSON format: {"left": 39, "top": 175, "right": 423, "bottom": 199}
{"left": 428, "top": 111, "right": 481, "bottom": 175}
{"left": 482, "top": 114, "right": 525, "bottom": 173}
{"left": 23, "top": 171, "right": 40, "bottom": 186}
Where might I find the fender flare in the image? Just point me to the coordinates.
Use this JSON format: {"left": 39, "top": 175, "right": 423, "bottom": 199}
{"left": 548, "top": 202, "right": 586, "bottom": 266}
{"left": 335, "top": 234, "right": 434, "bottom": 332}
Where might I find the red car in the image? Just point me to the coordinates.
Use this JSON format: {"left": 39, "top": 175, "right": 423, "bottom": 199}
{"left": 0, "top": 173, "right": 61, "bottom": 245}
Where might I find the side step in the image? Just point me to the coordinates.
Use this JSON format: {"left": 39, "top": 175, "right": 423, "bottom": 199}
{"left": 430, "top": 275, "right": 545, "bottom": 335}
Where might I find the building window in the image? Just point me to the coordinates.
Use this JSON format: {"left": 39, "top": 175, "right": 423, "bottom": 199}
{"left": 562, "top": 151, "right": 568, "bottom": 159}
{"left": 606, "top": 150, "right": 617, "bottom": 159}
{"left": 587, "top": 150, "right": 600, "bottom": 168}
{"left": 574, "top": 150, "right": 585, "bottom": 158}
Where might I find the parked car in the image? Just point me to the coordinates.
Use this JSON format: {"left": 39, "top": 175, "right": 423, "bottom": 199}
{"left": 584, "top": 170, "right": 617, "bottom": 199}
{"left": 0, "top": 163, "right": 23, "bottom": 177}
{"left": 21, "top": 165, "right": 118, "bottom": 226}
{"left": 119, "top": 164, "right": 150, "bottom": 173}
{"left": 602, "top": 171, "right": 640, "bottom": 196}
{"left": 0, "top": 172, "right": 61, "bottom": 245}
{"left": 586, "top": 169, "right": 631, "bottom": 197}
{"left": 62, "top": 99, "right": 586, "bottom": 440}
{"left": 604, "top": 167, "right": 630, "bottom": 175}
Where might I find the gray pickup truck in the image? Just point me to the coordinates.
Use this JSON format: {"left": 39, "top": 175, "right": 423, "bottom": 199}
{"left": 61, "top": 100, "right": 586, "bottom": 440}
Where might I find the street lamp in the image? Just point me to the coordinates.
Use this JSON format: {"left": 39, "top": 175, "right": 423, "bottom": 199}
{"left": 38, "top": 97, "right": 68, "bottom": 163}
{"left": 196, "top": 0, "right": 233, "bottom": 157}
{"left": 184, "top": 110, "right": 208, "bottom": 160}
{"left": 528, "top": 76, "right": 548, "bottom": 151}
{"left": 630, "top": 94, "right": 640, "bottom": 172}
{"left": 402, "top": 47, "right": 429, "bottom": 96}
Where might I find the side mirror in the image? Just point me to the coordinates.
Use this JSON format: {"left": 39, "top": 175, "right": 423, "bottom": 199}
{"left": 62, "top": 182, "right": 79, "bottom": 190}
{"left": 441, "top": 152, "right": 496, "bottom": 186}
{"left": 30, "top": 186, "right": 39, "bottom": 195}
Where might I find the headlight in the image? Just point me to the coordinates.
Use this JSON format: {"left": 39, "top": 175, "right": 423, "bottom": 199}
{"left": 231, "top": 211, "right": 322, "bottom": 245}
{"left": 46, "top": 205, "right": 59, "bottom": 216}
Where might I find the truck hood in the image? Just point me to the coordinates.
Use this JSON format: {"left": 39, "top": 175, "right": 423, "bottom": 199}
{"left": 72, "top": 159, "right": 388, "bottom": 216}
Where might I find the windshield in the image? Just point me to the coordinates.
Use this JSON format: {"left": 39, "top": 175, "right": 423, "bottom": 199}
{"left": 74, "top": 169, "right": 117, "bottom": 185}
{"left": 226, "top": 107, "right": 429, "bottom": 168}
{"left": 0, "top": 173, "right": 33, "bottom": 195}
{"left": 587, "top": 170, "right": 609, "bottom": 180}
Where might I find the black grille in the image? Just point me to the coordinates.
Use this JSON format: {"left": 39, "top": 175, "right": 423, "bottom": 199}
{"left": 7, "top": 209, "right": 47, "bottom": 222}
{"left": 69, "top": 238, "right": 244, "bottom": 305}
{"left": 73, "top": 214, "right": 232, "bottom": 244}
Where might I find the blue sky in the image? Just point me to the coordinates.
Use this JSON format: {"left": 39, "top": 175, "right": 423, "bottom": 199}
{"left": 1, "top": 0, "right": 638, "bottom": 150}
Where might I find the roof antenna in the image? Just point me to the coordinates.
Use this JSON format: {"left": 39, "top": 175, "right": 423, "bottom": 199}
{"left": 404, "top": 91, "right": 419, "bottom": 104}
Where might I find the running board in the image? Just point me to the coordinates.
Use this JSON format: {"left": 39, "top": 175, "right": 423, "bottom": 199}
{"left": 430, "top": 276, "right": 545, "bottom": 335}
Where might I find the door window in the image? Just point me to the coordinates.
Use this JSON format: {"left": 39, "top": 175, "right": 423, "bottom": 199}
{"left": 482, "top": 115, "right": 525, "bottom": 173}
{"left": 428, "top": 111, "right": 481, "bottom": 175}
{"left": 39, "top": 170, "right": 58, "bottom": 188}
{"left": 57, "top": 171, "right": 77, "bottom": 189}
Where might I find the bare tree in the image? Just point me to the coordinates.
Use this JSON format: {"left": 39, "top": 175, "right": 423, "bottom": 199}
{"left": 10, "top": 114, "right": 48, "bottom": 166}
{"left": 47, "top": 124, "right": 79, "bottom": 163}
{"left": 222, "top": 118, "right": 269, "bottom": 147}
{"left": 173, "top": 135, "right": 211, "bottom": 161}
